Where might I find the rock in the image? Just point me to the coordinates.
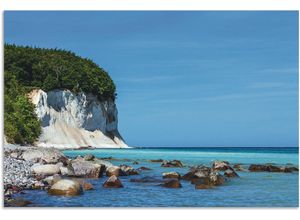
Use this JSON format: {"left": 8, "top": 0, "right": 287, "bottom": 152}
{"left": 249, "top": 164, "right": 287, "bottom": 172}
{"left": 280, "top": 166, "right": 299, "bottom": 173}
{"left": 103, "top": 175, "right": 123, "bottom": 188}
{"left": 31, "top": 164, "right": 61, "bottom": 176}
{"left": 82, "top": 182, "right": 94, "bottom": 190}
{"left": 48, "top": 179, "right": 83, "bottom": 196}
{"left": 10, "top": 152, "right": 20, "bottom": 159}
{"left": 71, "top": 160, "right": 104, "bottom": 178}
{"left": 248, "top": 164, "right": 267, "bottom": 172}
{"left": 266, "top": 165, "right": 281, "bottom": 172}
{"left": 182, "top": 166, "right": 211, "bottom": 181}
{"left": 100, "top": 156, "right": 113, "bottom": 160}
{"left": 60, "top": 166, "right": 73, "bottom": 176}
{"left": 209, "top": 172, "right": 225, "bottom": 186}
{"left": 22, "top": 147, "right": 67, "bottom": 164}
{"left": 137, "top": 166, "right": 151, "bottom": 171}
{"left": 162, "top": 172, "right": 181, "bottom": 179}
{"left": 93, "top": 158, "right": 114, "bottom": 169}
{"left": 84, "top": 154, "right": 95, "bottom": 161}
{"left": 70, "top": 178, "right": 94, "bottom": 190}
{"left": 161, "top": 179, "right": 182, "bottom": 188}
{"left": 212, "top": 161, "right": 230, "bottom": 171}
{"left": 133, "top": 161, "right": 139, "bottom": 165}
{"left": 192, "top": 172, "right": 225, "bottom": 187}
{"left": 120, "top": 164, "right": 139, "bottom": 175}
{"left": 161, "top": 160, "right": 184, "bottom": 168}
{"left": 61, "top": 167, "right": 69, "bottom": 175}
{"left": 106, "top": 166, "right": 127, "bottom": 177}
{"left": 149, "top": 159, "right": 164, "bottom": 163}
{"left": 233, "top": 164, "right": 246, "bottom": 171}
{"left": 224, "top": 169, "right": 239, "bottom": 178}
{"left": 130, "top": 177, "right": 163, "bottom": 183}
{"left": 5, "top": 198, "right": 32, "bottom": 207}
{"left": 4, "top": 156, "right": 36, "bottom": 190}
{"left": 195, "top": 183, "right": 212, "bottom": 190}
{"left": 32, "top": 181, "right": 46, "bottom": 189}
{"left": 42, "top": 175, "right": 61, "bottom": 186}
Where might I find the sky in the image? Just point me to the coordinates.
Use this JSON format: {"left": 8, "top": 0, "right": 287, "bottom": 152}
{"left": 4, "top": 11, "right": 299, "bottom": 147}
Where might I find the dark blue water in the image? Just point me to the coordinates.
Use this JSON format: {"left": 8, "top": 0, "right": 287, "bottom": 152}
{"left": 14, "top": 147, "right": 299, "bottom": 207}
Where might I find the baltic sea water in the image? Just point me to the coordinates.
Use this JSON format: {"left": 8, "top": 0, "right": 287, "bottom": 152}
{"left": 14, "top": 147, "right": 299, "bottom": 207}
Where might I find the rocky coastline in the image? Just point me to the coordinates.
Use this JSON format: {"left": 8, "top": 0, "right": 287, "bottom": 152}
{"left": 3, "top": 145, "right": 299, "bottom": 207}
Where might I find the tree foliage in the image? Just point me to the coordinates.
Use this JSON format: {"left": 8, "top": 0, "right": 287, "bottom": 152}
{"left": 4, "top": 44, "right": 116, "bottom": 101}
{"left": 4, "top": 71, "right": 41, "bottom": 144}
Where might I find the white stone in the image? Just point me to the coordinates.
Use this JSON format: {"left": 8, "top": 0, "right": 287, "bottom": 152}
{"left": 31, "top": 164, "right": 61, "bottom": 176}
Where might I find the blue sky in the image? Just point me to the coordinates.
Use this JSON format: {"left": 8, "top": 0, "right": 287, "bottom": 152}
{"left": 4, "top": 11, "right": 299, "bottom": 147}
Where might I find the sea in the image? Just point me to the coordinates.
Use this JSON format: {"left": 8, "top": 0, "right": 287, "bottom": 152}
{"left": 13, "top": 147, "right": 299, "bottom": 207}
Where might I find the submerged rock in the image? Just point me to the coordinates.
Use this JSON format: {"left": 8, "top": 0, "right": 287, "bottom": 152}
{"left": 162, "top": 172, "right": 181, "bottom": 179}
{"left": 161, "top": 160, "right": 184, "bottom": 168}
{"left": 233, "top": 164, "right": 246, "bottom": 171}
{"left": 137, "top": 166, "right": 152, "bottom": 171}
{"left": 130, "top": 177, "right": 163, "bottom": 183}
{"left": 5, "top": 198, "right": 32, "bottom": 207}
{"left": 281, "top": 166, "right": 299, "bottom": 172}
{"left": 195, "top": 183, "right": 213, "bottom": 190}
{"left": 103, "top": 175, "right": 123, "bottom": 188}
{"left": 248, "top": 164, "right": 298, "bottom": 173}
{"left": 48, "top": 179, "right": 83, "bottom": 196}
{"left": 248, "top": 164, "right": 268, "bottom": 172}
{"left": 161, "top": 179, "right": 182, "bottom": 188}
{"left": 120, "top": 164, "right": 139, "bottom": 175}
{"left": 149, "top": 159, "right": 164, "bottom": 163}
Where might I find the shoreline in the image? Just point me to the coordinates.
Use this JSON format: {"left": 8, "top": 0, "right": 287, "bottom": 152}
{"left": 3, "top": 144, "right": 299, "bottom": 207}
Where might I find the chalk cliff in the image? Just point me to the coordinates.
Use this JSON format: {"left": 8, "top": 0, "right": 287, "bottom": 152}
{"left": 29, "top": 89, "right": 128, "bottom": 149}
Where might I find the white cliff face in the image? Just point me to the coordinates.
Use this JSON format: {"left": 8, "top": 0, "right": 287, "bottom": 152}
{"left": 29, "top": 89, "right": 128, "bottom": 149}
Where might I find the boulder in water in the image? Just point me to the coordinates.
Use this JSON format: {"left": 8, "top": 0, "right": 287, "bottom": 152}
{"left": 212, "top": 161, "right": 231, "bottom": 171}
{"left": 120, "top": 164, "right": 139, "bottom": 175}
{"left": 162, "top": 172, "right": 181, "bottom": 179}
{"left": 71, "top": 159, "right": 104, "bottom": 178}
{"left": 161, "top": 179, "right": 182, "bottom": 188}
{"left": 106, "top": 166, "right": 124, "bottom": 177}
{"left": 103, "top": 175, "right": 123, "bottom": 188}
{"left": 48, "top": 179, "right": 83, "bottom": 196}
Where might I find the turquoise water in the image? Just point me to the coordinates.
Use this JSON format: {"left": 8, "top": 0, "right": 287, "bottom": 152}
{"left": 15, "top": 147, "right": 299, "bottom": 207}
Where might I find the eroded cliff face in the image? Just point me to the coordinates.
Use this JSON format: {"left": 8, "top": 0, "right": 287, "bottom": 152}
{"left": 29, "top": 89, "right": 128, "bottom": 149}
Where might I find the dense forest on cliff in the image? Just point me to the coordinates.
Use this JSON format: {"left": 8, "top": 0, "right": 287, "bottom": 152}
{"left": 5, "top": 44, "right": 116, "bottom": 100}
{"left": 4, "top": 44, "right": 116, "bottom": 144}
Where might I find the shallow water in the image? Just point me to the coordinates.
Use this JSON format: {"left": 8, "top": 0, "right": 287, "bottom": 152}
{"left": 14, "top": 147, "right": 299, "bottom": 207}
